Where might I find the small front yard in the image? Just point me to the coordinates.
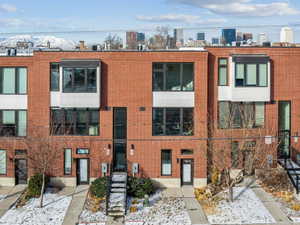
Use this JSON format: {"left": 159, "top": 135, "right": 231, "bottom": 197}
{"left": 204, "top": 187, "right": 275, "bottom": 224}
{"left": 0, "top": 189, "right": 72, "bottom": 225}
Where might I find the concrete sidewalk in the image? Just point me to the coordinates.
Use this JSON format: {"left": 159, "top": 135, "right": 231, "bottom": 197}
{"left": 62, "top": 185, "right": 89, "bottom": 225}
{"left": 164, "top": 186, "right": 210, "bottom": 225}
{"left": 0, "top": 185, "right": 27, "bottom": 217}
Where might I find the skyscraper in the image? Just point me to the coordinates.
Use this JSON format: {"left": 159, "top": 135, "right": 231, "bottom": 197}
{"left": 236, "top": 32, "right": 243, "bottom": 42}
{"left": 126, "top": 31, "right": 138, "bottom": 49}
{"left": 280, "top": 27, "right": 294, "bottom": 43}
{"left": 212, "top": 38, "right": 219, "bottom": 45}
{"left": 197, "top": 32, "right": 205, "bottom": 41}
{"left": 221, "top": 29, "right": 236, "bottom": 46}
{"left": 174, "top": 28, "right": 184, "bottom": 46}
{"left": 243, "top": 33, "right": 253, "bottom": 41}
{"left": 137, "top": 32, "right": 145, "bottom": 42}
{"left": 257, "top": 33, "right": 268, "bottom": 46}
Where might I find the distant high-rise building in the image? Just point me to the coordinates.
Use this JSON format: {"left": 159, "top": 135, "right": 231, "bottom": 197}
{"left": 126, "top": 31, "right": 138, "bottom": 49}
{"left": 243, "top": 33, "right": 253, "bottom": 41}
{"left": 212, "top": 38, "right": 219, "bottom": 45}
{"left": 280, "top": 27, "right": 294, "bottom": 43}
{"left": 236, "top": 32, "right": 243, "bottom": 42}
{"left": 137, "top": 32, "right": 145, "bottom": 42}
{"left": 174, "top": 28, "right": 184, "bottom": 46}
{"left": 257, "top": 33, "right": 268, "bottom": 46}
{"left": 197, "top": 32, "right": 205, "bottom": 41}
{"left": 221, "top": 29, "right": 236, "bottom": 45}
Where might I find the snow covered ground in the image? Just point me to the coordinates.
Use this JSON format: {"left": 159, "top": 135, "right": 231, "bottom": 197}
{"left": 207, "top": 187, "right": 275, "bottom": 224}
{"left": 0, "top": 191, "right": 72, "bottom": 225}
{"left": 125, "top": 190, "right": 191, "bottom": 225}
{"left": 78, "top": 210, "right": 107, "bottom": 225}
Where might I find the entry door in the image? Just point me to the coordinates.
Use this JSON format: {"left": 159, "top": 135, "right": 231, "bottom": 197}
{"left": 113, "top": 108, "right": 127, "bottom": 172}
{"left": 15, "top": 159, "right": 27, "bottom": 185}
{"left": 278, "top": 101, "right": 291, "bottom": 158}
{"left": 77, "top": 159, "right": 89, "bottom": 185}
{"left": 181, "top": 159, "right": 193, "bottom": 185}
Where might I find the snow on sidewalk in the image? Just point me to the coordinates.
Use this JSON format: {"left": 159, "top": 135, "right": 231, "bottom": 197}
{"left": 207, "top": 187, "right": 275, "bottom": 224}
{"left": 0, "top": 192, "right": 72, "bottom": 225}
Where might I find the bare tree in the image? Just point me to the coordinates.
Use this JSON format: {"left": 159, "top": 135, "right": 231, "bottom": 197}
{"left": 104, "top": 34, "right": 123, "bottom": 50}
{"left": 25, "top": 123, "right": 61, "bottom": 208}
{"left": 148, "top": 26, "right": 170, "bottom": 50}
{"left": 208, "top": 102, "right": 279, "bottom": 202}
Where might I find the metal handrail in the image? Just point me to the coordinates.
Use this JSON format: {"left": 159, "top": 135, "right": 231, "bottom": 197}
{"left": 280, "top": 156, "right": 300, "bottom": 194}
{"left": 105, "top": 161, "right": 113, "bottom": 216}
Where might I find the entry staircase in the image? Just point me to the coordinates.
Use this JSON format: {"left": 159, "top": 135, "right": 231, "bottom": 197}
{"left": 106, "top": 172, "right": 128, "bottom": 217}
{"left": 279, "top": 158, "right": 300, "bottom": 194}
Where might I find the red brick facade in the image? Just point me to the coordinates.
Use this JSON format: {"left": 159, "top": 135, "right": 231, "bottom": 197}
{"left": 0, "top": 48, "right": 299, "bottom": 187}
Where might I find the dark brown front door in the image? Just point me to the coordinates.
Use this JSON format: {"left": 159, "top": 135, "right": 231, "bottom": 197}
{"left": 181, "top": 159, "right": 194, "bottom": 185}
{"left": 15, "top": 159, "right": 27, "bottom": 185}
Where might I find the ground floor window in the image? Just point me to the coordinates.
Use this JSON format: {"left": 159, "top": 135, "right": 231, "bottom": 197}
{"left": 64, "top": 149, "right": 72, "bottom": 175}
{"left": 161, "top": 149, "right": 172, "bottom": 176}
{"left": 231, "top": 141, "right": 239, "bottom": 168}
{"left": 0, "top": 150, "right": 6, "bottom": 175}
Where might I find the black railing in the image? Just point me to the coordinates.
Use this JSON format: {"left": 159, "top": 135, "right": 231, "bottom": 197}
{"left": 279, "top": 156, "right": 300, "bottom": 194}
{"left": 105, "top": 161, "right": 113, "bottom": 216}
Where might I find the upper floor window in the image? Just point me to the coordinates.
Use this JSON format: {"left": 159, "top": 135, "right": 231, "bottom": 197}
{"left": 0, "top": 110, "right": 27, "bottom": 136}
{"left": 63, "top": 68, "right": 97, "bottom": 93}
{"left": 218, "top": 101, "right": 264, "bottom": 129}
{"left": 50, "top": 63, "right": 60, "bottom": 91}
{"left": 218, "top": 58, "right": 228, "bottom": 86}
{"left": 153, "top": 108, "right": 194, "bottom": 136}
{"left": 235, "top": 63, "right": 267, "bottom": 87}
{"left": 0, "top": 67, "right": 27, "bottom": 94}
{"left": 153, "top": 63, "right": 194, "bottom": 91}
{"left": 51, "top": 108, "right": 99, "bottom": 136}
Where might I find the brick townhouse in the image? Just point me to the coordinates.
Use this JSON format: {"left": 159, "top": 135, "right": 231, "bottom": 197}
{"left": 0, "top": 47, "right": 298, "bottom": 188}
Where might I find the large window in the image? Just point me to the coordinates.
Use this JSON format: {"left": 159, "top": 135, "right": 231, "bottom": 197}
{"left": 218, "top": 102, "right": 264, "bottom": 129}
{"left": 161, "top": 149, "right": 172, "bottom": 176}
{"left": 50, "top": 63, "right": 60, "bottom": 91}
{"left": 51, "top": 108, "right": 99, "bottom": 136}
{"left": 63, "top": 68, "right": 97, "bottom": 93}
{"left": 0, "top": 67, "right": 27, "bottom": 94}
{"left": 153, "top": 63, "right": 194, "bottom": 91}
{"left": 153, "top": 108, "right": 194, "bottom": 136}
{"left": 0, "top": 150, "right": 6, "bottom": 175}
{"left": 218, "top": 58, "right": 228, "bottom": 86}
{"left": 235, "top": 63, "right": 267, "bottom": 87}
{"left": 231, "top": 141, "right": 239, "bottom": 168}
{"left": 0, "top": 110, "right": 27, "bottom": 136}
{"left": 64, "top": 149, "right": 72, "bottom": 175}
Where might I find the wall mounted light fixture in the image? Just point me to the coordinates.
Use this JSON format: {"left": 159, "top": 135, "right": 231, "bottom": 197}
{"left": 130, "top": 144, "right": 135, "bottom": 156}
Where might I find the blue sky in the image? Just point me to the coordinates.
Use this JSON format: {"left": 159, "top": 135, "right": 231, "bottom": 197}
{"left": 0, "top": 0, "right": 300, "bottom": 43}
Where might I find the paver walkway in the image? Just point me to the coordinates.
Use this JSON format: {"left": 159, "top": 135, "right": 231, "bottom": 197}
{"left": 62, "top": 185, "right": 89, "bottom": 225}
{"left": 0, "top": 185, "right": 26, "bottom": 217}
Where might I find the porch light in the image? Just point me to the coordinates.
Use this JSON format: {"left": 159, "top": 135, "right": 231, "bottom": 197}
{"left": 105, "top": 144, "right": 111, "bottom": 156}
{"left": 130, "top": 144, "right": 135, "bottom": 156}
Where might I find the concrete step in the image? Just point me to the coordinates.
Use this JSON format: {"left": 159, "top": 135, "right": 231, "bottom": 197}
{"left": 108, "top": 206, "right": 125, "bottom": 212}
{"left": 111, "top": 183, "right": 126, "bottom": 188}
{"left": 108, "top": 210, "right": 125, "bottom": 216}
{"left": 112, "top": 173, "right": 127, "bottom": 183}
{"left": 111, "top": 188, "right": 126, "bottom": 193}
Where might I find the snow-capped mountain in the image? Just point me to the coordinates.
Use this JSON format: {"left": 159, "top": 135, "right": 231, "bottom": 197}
{"left": 0, "top": 35, "right": 76, "bottom": 50}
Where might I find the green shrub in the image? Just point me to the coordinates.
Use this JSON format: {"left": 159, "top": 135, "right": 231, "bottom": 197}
{"left": 127, "top": 176, "right": 156, "bottom": 198}
{"left": 90, "top": 177, "right": 108, "bottom": 198}
{"left": 26, "top": 173, "right": 49, "bottom": 199}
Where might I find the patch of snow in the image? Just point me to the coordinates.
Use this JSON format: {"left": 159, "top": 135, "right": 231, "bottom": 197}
{"left": 207, "top": 187, "right": 275, "bottom": 224}
{"left": 0, "top": 191, "right": 72, "bottom": 225}
{"left": 79, "top": 210, "right": 107, "bottom": 225}
{"left": 0, "top": 35, "right": 76, "bottom": 50}
{"left": 125, "top": 190, "right": 191, "bottom": 225}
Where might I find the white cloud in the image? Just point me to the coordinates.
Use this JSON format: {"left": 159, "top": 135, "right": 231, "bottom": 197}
{"left": 136, "top": 14, "right": 226, "bottom": 25}
{"left": 0, "top": 4, "right": 17, "bottom": 13}
{"left": 0, "top": 18, "right": 25, "bottom": 27}
{"left": 169, "top": 0, "right": 299, "bottom": 17}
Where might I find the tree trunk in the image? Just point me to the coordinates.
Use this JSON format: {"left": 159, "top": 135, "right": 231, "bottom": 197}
{"left": 228, "top": 185, "right": 233, "bottom": 202}
{"left": 39, "top": 172, "right": 45, "bottom": 208}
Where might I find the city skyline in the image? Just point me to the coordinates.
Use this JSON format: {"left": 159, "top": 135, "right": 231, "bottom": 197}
{"left": 0, "top": 0, "right": 299, "bottom": 43}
